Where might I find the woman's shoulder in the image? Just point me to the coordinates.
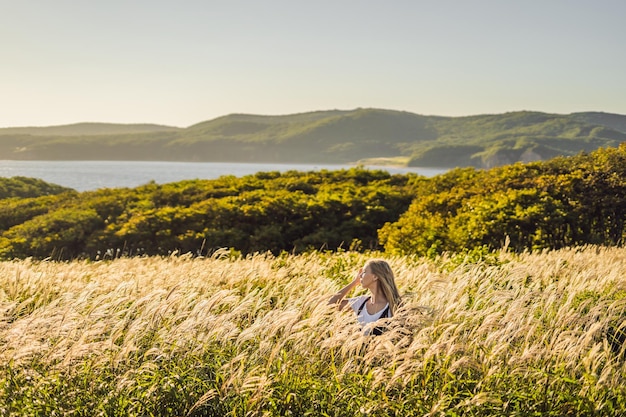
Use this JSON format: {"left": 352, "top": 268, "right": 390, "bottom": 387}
{"left": 348, "top": 294, "right": 370, "bottom": 304}
{"left": 347, "top": 295, "right": 370, "bottom": 311}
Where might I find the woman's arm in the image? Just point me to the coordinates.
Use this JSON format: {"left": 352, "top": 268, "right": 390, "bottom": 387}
{"left": 328, "top": 269, "right": 361, "bottom": 310}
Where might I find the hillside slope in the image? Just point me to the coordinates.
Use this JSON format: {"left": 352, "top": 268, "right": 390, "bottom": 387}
{"left": 0, "top": 122, "right": 181, "bottom": 136}
{"left": 0, "top": 109, "right": 624, "bottom": 168}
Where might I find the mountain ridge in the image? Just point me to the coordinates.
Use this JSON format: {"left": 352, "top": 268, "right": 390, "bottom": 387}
{"left": 0, "top": 122, "right": 181, "bottom": 136}
{"left": 1, "top": 108, "right": 625, "bottom": 168}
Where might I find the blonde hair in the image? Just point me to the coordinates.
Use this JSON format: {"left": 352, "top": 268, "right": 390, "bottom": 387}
{"left": 365, "top": 259, "right": 402, "bottom": 315}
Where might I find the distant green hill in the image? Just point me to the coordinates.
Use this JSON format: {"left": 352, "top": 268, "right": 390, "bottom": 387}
{"left": 407, "top": 111, "right": 626, "bottom": 168}
{"left": 1, "top": 109, "right": 624, "bottom": 168}
{"left": 0, "top": 122, "right": 181, "bottom": 136}
{"left": 570, "top": 112, "right": 626, "bottom": 134}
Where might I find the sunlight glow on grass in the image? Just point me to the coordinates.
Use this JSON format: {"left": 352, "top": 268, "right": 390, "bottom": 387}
{"left": 1, "top": 247, "right": 625, "bottom": 415}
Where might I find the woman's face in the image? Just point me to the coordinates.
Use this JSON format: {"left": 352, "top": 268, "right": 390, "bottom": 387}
{"left": 360, "top": 265, "right": 378, "bottom": 289}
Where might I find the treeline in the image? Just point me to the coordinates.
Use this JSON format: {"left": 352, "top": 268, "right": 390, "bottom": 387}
{"left": 0, "top": 144, "right": 625, "bottom": 260}
{"left": 0, "top": 177, "right": 72, "bottom": 201}
{"left": 0, "top": 176, "right": 72, "bottom": 199}
{"left": 381, "top": 143, "right": 626, "bottom": 255}
{"left": 0, "top": 169, "right": 415, "bottom": 260}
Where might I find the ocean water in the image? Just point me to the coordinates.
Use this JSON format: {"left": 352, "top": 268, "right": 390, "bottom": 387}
{"left": 0, "top": 160, "right": 447, "bottom": 192}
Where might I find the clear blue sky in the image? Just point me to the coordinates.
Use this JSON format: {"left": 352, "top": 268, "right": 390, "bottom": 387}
{"left": 2, "top": 0, "right": 625, "bottom": 127}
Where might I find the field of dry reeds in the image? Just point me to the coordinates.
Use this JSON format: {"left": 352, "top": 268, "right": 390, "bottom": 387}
{"left": 1, "top": 246, "right": 625, "bottom": 416}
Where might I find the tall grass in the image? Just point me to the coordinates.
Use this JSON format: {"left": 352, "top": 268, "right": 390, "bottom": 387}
{"left": 1, "top": 246, "right": 625, "bottom": 416}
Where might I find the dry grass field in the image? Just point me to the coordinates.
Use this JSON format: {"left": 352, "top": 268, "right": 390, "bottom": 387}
{"left": 1, "top": 246, "right": 625, "bottom": 416}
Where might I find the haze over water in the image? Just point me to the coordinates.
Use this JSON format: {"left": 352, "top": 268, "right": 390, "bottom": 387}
{"left": 0, "top": 161, "right": 447, "bottom": 192}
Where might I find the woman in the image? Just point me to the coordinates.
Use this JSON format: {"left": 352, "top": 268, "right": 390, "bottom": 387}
{"left": 328, "top": 259, "right": 402, "bottom": 335}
